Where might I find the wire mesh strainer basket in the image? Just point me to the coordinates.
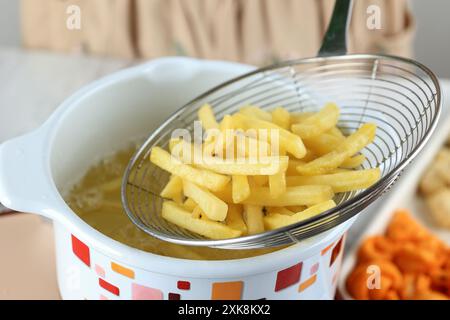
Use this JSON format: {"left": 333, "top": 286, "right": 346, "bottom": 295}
{"left": 121, "top": 1, "right": 441, "bottom": 249}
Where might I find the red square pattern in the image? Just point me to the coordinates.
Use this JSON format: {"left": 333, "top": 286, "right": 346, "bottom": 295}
{"left": 177, "top": 281, "right": 191, "bottom": 290}
{"left": 71, "top": 234, "right": 90, "bottom": 267}
{"left": 274, "top": 262, "right": 303, "bottom": 292}
{"left": 99, "top": 278, "right": 120, "bottom": 296}
{"left": 169, "top": 293, "right": 181, "bottom": 300}
{"left": 329, "top": 236, "right": 344, "bottom": 267}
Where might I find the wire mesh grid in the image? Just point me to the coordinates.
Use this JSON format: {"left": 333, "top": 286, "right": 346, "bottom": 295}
{"left": 122, "top": 54, "right": 441, "bottom": 249}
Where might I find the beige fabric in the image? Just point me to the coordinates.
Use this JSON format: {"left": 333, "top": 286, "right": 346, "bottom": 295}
{"left": 20, "top": 0, "right": 414, "bottom": 66}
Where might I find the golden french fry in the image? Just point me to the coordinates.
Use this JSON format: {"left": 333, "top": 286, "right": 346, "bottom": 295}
{"left": 296, "top": 151, "right": 348, "bottom": 175}
{"left": 219, "top": 114, "right": 234, "bottom": 131}
{"left": 269, "top": 171, "right": 286, "bottom": 198}
{"left": 287, "top": 159, "right": 306, "bottom": 175}
{"left": 212, "top": 182, "right": 233, "bottom": 203}
{"left": 162, "top": 201, "right": 241, "bottom": 239}
{"left": 296, "top": 123, "right": 376, "bottom": 175}
{"left": 191, "top": 205, "right": 203, "bottom": 219}
{"left": 271, "top": 107, "right": 290, "bottom": 129}
{"left": 235, "top": 133, "right": 272, "bottom": 158}
{"left": 160, "top": 175, "right": 183, "bottom": 203}
{"left": 341, "top": 154, "right": 366, "bottom": 168}
{"left": 286, "top": 205, "right": 307, "bottom": 213}
{"left": 251, "top": 175, "right": 269, "bottom": 187}
{"left": 232, "top": 175, "right": 251, "bottom": 203}
{"left": 243, "top": 204, "right": 265, "bottom": 235}
{"left": 264, "top": 200, "right": 336, "bottom": 230}
{"left": 242, "top": 185, "right": 334, "bottom": 206}
{"left": 198, "top": 103, "right": 219, "bottom": 130}
{"left": 286, "top": 168, "right": 381, "bottom": 192}
{"left": 290, "top": 111, "right": 315, "bottom": 124}
{"left": 233, "top": 113, "right": 306, "bottom": 159}
{"left": 183, "top": 198, "right": 197, "bottom": 211}
{"left": 329, "top": 126, "right": 346, "bottom": 139}
{"left": 183, "top": 180, "right": 228, "bottom": 221}
{"left": 195, "top": 156, "right": 289, "bottom": 176}
{"left": 304, "top": 133, "right": 344, "bottom": 155}
{"left": 340, "top": 123, "right": 376, "bottom": 155}
{"left": 150, "top": 147, "right": 230, "bottom": 192}
{"left": 291, "top": 103, "right": 340, "bottom": 139}
{"left": 225, "top": 204, "right": 248, "bottom": 234}
{"left": 240, "top": 106, "right": 272, "bottom": 121}
{"left": 266, "top": 207, "right": 295, "bottom": 216}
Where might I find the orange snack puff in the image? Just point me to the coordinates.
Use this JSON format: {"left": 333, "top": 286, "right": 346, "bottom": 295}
{"left": 347, "top": 209, "right": 449, "bottom": 300}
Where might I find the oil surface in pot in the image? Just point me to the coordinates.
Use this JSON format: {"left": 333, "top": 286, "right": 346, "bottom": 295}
{"left": 66, "top": 146, "right": 278, "bottom": 260}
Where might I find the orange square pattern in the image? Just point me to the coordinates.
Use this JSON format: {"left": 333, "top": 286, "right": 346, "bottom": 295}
{"left": 298, "top": 274, "right": 317, "bottom": 292}
{"left": 111, "top": 262, "right": 135, "bottom": 279}
{"left": 211, "top": 281, "right": 243, "bottom": 300}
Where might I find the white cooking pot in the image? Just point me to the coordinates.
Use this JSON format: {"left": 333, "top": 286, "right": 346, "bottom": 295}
{"left": 0, "top": 57, "right": 354, "bottom": 300}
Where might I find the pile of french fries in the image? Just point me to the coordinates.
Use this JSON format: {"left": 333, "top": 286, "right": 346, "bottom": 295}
{"left": 150, "top": 103, "right": 380, "bottom": 240}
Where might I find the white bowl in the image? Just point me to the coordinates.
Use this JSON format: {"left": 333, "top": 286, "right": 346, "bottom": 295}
{"left": 0, "top": 57, "right": 354, "bottom": 300}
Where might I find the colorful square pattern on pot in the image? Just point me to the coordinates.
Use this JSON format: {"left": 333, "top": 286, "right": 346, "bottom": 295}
{"left": 111, "top": 262, "right": 135, "bottom": 279}
{"left": 67, "top": 228, "right": 347, "bottom": 299}
{"left": 99, "top": 278, "right": 120, "bottom": 296}
{"left": 71, "top": 235, "right": 90, "bottom": 267}
{"left": 211, "top": 281, "right": 243, "bottom": 300}
{"left": 132, "top": 283, "right": 163, "bottom": 300}
{"left": 274, "top": 262, "right": 302, "bottom": 292}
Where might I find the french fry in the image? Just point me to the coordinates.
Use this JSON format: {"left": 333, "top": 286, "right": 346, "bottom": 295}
{"left": 198, "top": 103, "right": 219, "bottom": 130}
{"left": 266, "top": 207, "right": 295, "bottom": 216}
{"left": 162, "top": 201, "right": 241, "bottom": 239}
{"left": 243, "top": 204, "right": 265, "bottom": 235}
{"left": 233, "top": 113, "right": 306, "bottom": 159}
{"left": 341, "top": 154, "right": 366, "bottom": 168}
{"left": 183, "top": 198, "right": 197, "bottom": 211}
{"left": 151, "top": 102, "right": 379, "bottom": 240}
{"left": 304, "top": 133, "right": 344, "bottom": 155}
{"left": 251, "top": 175, "right": 269, "bottom": 187}
{"left": 296, "top": 123, "right": 376, "bottom": 175}
{"left": 212, "top": 182, "right": 233, "bottom": 203}
{"left": 286, "top": 168, "right": 381, "bottom": 192}
{"left": 232, "top": 175, "right": 251, "bottom": 203}
{"left": 183, "top": 180, "right": 228, "bottom": 221}
{"left": 329, "top": 126, "right": 346, "bottom": 139}
{"left": 264, "top": 200, "right": 336, "bottom": 230}
{"left": 291, "top": 103, "right": 340, "bottom": 139}
{"left": 219, "top": 114, "right": 234, "bottom": 131}
{"left": 235, "top": 133, "right": 272, "bottom": 158}
{"left": 271, "top": 107, "right": 290, "bottom": 129}
{"left": 160, "top": 175, "right": 183, "bottom": 203}
{"left": 286, "top": 205, "right": 307, "bottom": 213}
{"left": 191, "top": 205, "right": 203, "bottom": 219}
{"left": 242, "top": 185, "right": 334, "bottom": 206}
{"left": 240, "top": 106, "right": 272, "bottom": 121}
{"left": 225, "top": 204, "right": 248, "bottom": 234}
{"left": 150, "top": 147, "right": 230, "bottom": 192}
{"left": 290, "top": 111, "right": 314, "bottom": 124}
{"left": 287, "top": 159, "right": 306, "bottom": 175}
{"left": 195, "top": 156, "right": 289, "bottom": 175}
{"left": 296, "top": 151, "right": 348, "bottom": 175}
{"left": 340, "top": 123, "right": 376, "bottom": 156}
{"left": 269, "top": 171, "right": 286, "bottom": 198}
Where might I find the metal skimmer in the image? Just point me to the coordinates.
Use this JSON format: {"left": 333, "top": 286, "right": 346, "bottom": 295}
{"left": 122, "top": 0, "right": 441, "bottom": 249}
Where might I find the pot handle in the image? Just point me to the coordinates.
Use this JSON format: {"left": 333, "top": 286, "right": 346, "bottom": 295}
{"left": 0, "top": 130, "right": 65, "bottom": 219}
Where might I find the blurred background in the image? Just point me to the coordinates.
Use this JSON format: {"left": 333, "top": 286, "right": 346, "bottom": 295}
{"left": 1, "top": 1, "right": 449, "bottom": 140}
{"left": 0, "top": 0, "right": 449, "bottom": 75}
